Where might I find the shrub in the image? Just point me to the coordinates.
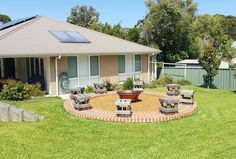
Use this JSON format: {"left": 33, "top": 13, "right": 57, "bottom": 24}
{"left": 162, "top": 75, "right": 173, "bottom": 84}
{"left": 122, "top": 78, "right": 133, "bottom": 90}
{"left": 85, "top": 85, "right": 94, "bottom": 93}
{"left": 144, "top": 82, "right": 156, "bottom": 88}
{"left": 0, "top": 80, "right": 44, "bottom": 101}
{"left": 103, "top": 79, "right": 114, "bottom": 91}
{"left": 149, "top": 75, "right": 174, "bottom": 87}
{"left": 176, "top": 79, "right": 192, "bottom": 86}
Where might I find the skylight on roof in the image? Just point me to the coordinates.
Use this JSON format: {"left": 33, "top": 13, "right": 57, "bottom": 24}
{"left": 49, "top": 31, "right": 91, "bottom": 43}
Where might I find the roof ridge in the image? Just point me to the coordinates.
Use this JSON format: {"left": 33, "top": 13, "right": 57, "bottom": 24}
{"left": 0, "top": 16, "right": 42, "bottom": 40}
{"left": 42, "top": 16, "right": 160, "bottom": 52}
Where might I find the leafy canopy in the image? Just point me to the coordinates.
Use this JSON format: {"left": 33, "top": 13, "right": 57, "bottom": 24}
{"left": 0, "top": 14, "right": 11, "bottom": 24}
{"left": 67, "top": 5, "right": 99, "bottom": 28}
{"left": 140, "top": 0, "right": 198, "bottom": 62}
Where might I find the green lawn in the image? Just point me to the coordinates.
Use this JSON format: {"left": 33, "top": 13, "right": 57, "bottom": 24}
{"left": 0, "top": 86, "right": 236, "bottom": 159}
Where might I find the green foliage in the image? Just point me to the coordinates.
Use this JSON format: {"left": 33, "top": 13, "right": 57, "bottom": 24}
{"left": 103, "top": 79, "right": 114, "bottom": 91}
{"left": 85, "top": 85, "right": 94, "bottom": 93}
{"left": 122, "top": 78, "right": 134, "bottom": 90}
{"left": 91, "top": 22, "right": 127, "bottom": 39}
{"left": 126, "top": 28, "right": 141, "bottom": 43}
{"left": 199, "top": 45, "right": 221, "bottom": 88}
{"left": 192, "top": 14, "right": 235, "bottom": 61}
{"left": 0, "top": 80, "right": 44, "bottom": 101}
{"left": 140, "top": 0, "right": 198, "bottom": 62}
{"left": 0, "top": 14, "right": 11, "bottom": 24}
{"left": 216, "top": 14, "right": 236, "bottom": 40}
{"left": 67, "top": 5, "right": 99, "bottom": 28}
{"left": 176, "top": 79, "right": 192, "bottom": 85}
{"left": 149, "top": 75, "right": 174, "bottom": 87}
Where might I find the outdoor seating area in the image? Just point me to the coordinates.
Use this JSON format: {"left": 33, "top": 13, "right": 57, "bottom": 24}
{"left": 70, "top": 88, "right": 92, "bottom": 110}
{"left": 159, "top": 84, "right": 195, "bottom": 114}
{"left": 115, "top": 99, "right": 132, "bottom": 117}
{"left": 180, "top": 90, "right": 195, "bottom": 104}
{"left": 64, "top": 91, "right": 197, "bottom": 122}
{"left": 133, "top": 81, "right": 144, "bottom": 92}
{"left": 70, "top": 87, "right": 85, "bottom": 95}
{"left": 159, "top": 97, "right": 179, "bottom": 114}
{"left": 64, "top": 77, "right": 198, "bottom": 121}
{"left": 166, "top": 84, "right": 181, "bottom": 96}
{"left": 93, "top": 83, "right": 107, "bottom": 94}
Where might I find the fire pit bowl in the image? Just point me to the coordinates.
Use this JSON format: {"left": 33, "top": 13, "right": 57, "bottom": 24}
{"left": 117, "top": 90, "right": 142, "bottom": 102}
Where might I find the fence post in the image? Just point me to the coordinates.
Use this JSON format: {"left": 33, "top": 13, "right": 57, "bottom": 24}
{"left": 184, "top": 64, "right": 187, "bottom": 80}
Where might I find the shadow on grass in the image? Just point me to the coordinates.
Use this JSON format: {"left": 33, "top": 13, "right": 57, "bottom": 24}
{"left": 199, "top": 84, "right": 217, "bottom": 89}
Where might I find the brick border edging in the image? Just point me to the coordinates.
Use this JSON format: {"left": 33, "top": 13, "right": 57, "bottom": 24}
{"left": 64, "top": 92, "right": 198, "bottom": 123}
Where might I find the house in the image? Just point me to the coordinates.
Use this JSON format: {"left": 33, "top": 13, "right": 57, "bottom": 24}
{"left": 176, "top": 59, "right": 229, "bottom": 69}
{"left": 0, "top": 16, "right": 160, "bottom": 95}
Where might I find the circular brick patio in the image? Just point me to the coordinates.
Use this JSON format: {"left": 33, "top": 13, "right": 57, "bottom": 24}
{"left": 64, "top": 91, "right": 197, "bottom": 123}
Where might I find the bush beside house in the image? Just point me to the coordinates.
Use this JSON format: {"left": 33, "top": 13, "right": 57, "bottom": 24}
{"left": 0, "top": 80, "right": 44, "bottom": 101}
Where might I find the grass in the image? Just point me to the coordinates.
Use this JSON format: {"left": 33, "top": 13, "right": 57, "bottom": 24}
{"left": 0, "top": 86, "right": 236, "bottom": 158}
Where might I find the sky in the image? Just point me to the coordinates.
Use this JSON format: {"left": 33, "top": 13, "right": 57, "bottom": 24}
{"left": 1, "top": 0, "right": 236, "bottom": 28}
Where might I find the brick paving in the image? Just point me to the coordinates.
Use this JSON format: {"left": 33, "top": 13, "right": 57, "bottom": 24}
{"left": 64, "top": 91, "right": 197, "bottom": 123}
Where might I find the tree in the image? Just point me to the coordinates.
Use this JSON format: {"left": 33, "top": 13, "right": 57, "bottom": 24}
{"left": 139, "top": 0, "right": 198, "bottom": 62}
{"left": 67, "top": 5, "right": 99, "bottom": 28}
{"left": 91, "top": 23, "right": 127, "bottom": 39}
{"left": 199, "top": 45, "right": 221, "bottom": 88}
{"left": 192, "top": 15, "right": 235, "bottom": 61}
{"left": 126, "top": 28, "right": 141, "bottom": 43}
{"left": 0, "top": 14, "right": 11, "bottom": 24}
{"left": 215, "top": 14, "right": 236, "bottom": 41}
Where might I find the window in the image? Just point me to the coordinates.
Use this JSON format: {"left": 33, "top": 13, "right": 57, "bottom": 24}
{"left": 118, "top": 55, "right": 125, "bottom": 73}
{"left": 67, "top": 56, "right": 77, "bottom": 78}
{"left": 90, "top": 56, "right": 99, "bottom": 76}
{"left": 135, "top": 55, "right": 141, "bottom": 72}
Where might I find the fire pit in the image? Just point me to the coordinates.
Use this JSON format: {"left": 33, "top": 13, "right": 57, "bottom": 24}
{"left": 117, "top": 90, "right": 142, "bottom": 102}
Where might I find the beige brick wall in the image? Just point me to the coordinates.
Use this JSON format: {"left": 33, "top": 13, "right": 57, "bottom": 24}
{"left": 58, "top": 57, "right": 68, "bottom": 76}
{"left": 100, "top": 55, "right": 119, "bottom": 84}
{"left": 142, "top": 54, "right": 149, "bottom": 83}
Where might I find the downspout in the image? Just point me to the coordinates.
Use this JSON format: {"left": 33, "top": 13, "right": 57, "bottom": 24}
{"left": 55, "top": 55, "right": 61, "bottom": 96}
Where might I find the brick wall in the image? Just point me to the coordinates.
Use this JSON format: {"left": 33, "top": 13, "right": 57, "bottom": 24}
{"left": 142, "top": 54, "right": 149, "bottom": 83}
{"left": 57, "top": 57, "right": 68, "bottom": 76}
{"left": 100, "top": 55, "right": 119, "bottom": 83}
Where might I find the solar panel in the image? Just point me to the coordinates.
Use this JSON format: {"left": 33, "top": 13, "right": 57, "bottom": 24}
{"left": 65, "top": 31, "right": 91, "bottom": 43}
{"left": 50, "top": 31, "right": 91, "bottom": 43}
{"left": 50, "top": 31, "right": 76, "bottom": 43}
{"left": 0, "top": 16, "right": 38, "bottom": 31}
